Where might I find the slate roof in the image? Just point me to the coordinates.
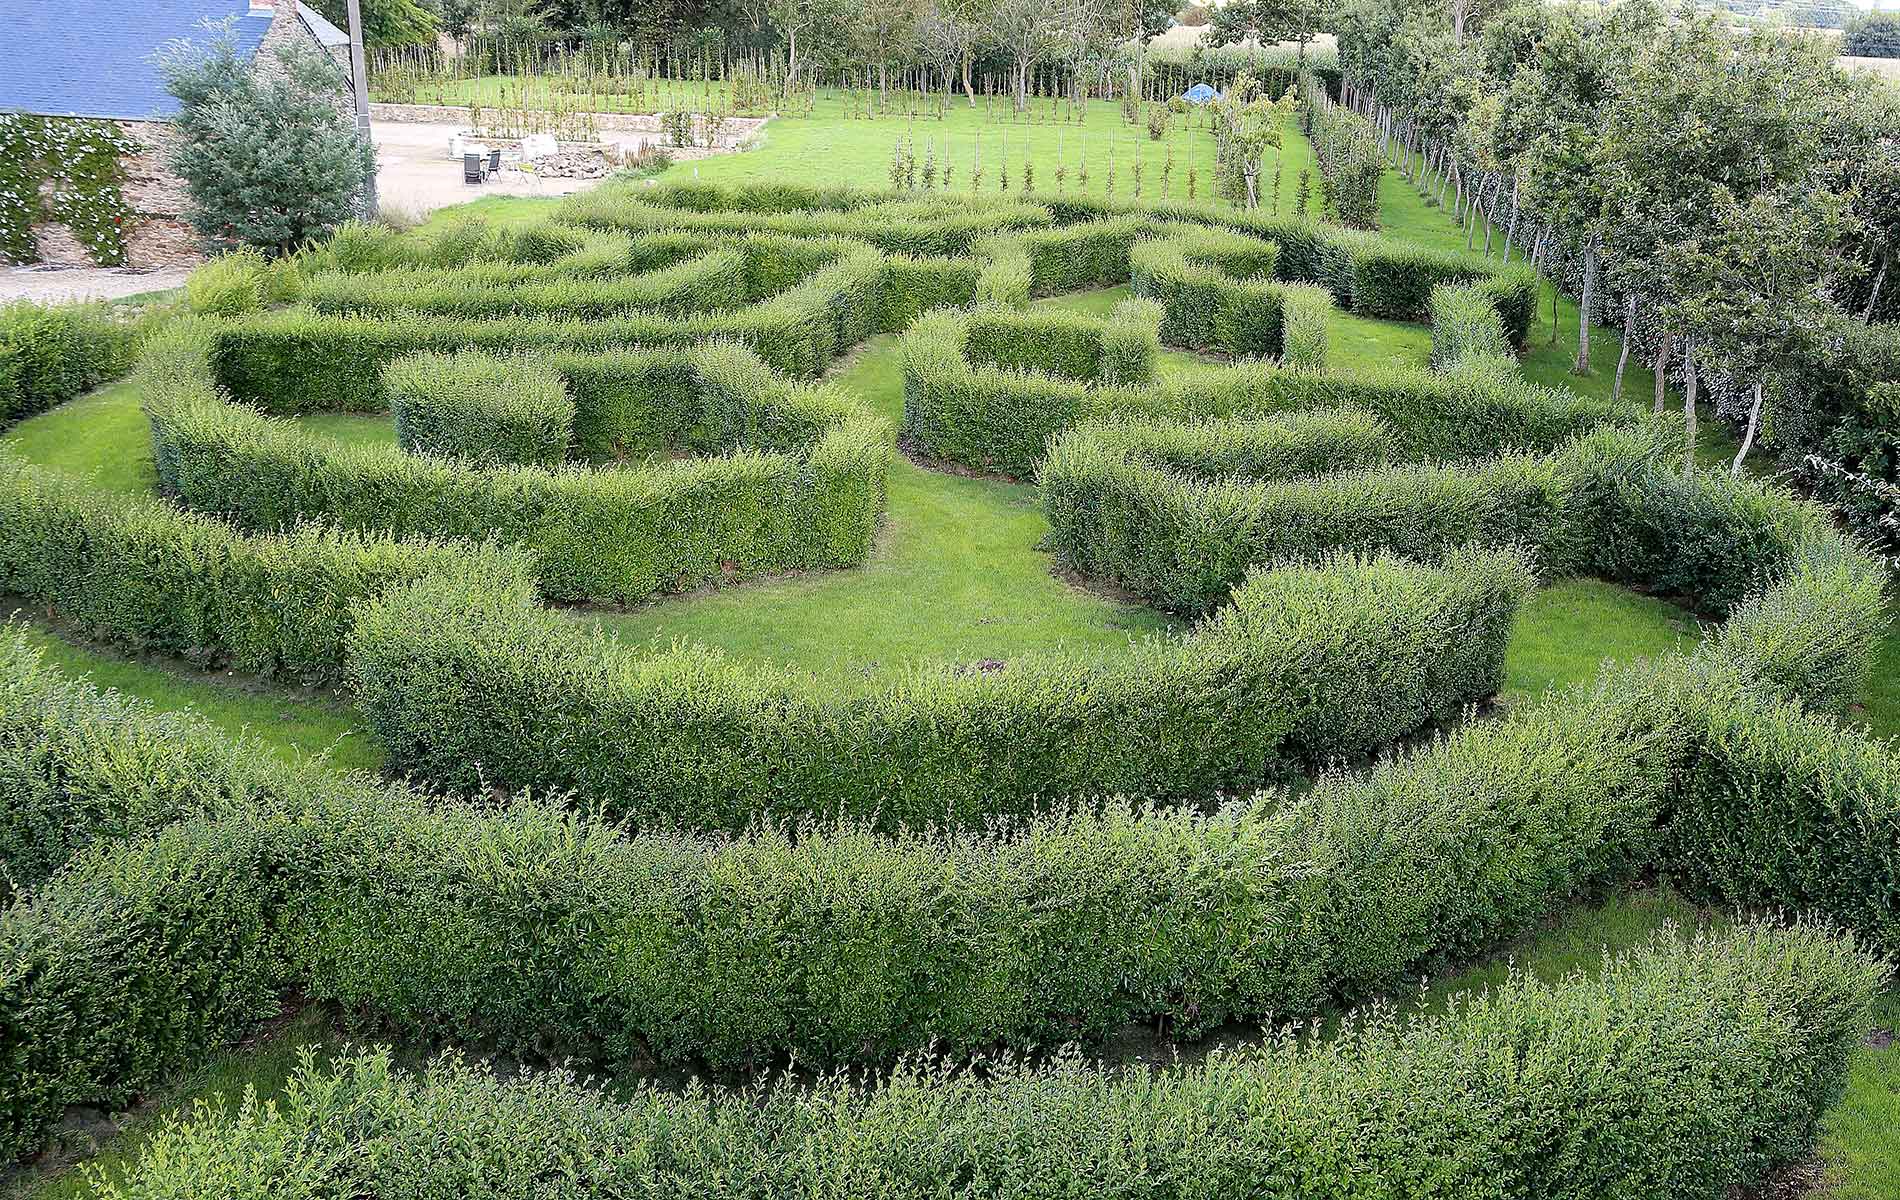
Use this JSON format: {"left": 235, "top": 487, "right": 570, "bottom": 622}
{"left": 1, "top": 0, "right": 274, "bottom": 121}
{"left": 297, "top": 1, "right": 350, "bottom": 49}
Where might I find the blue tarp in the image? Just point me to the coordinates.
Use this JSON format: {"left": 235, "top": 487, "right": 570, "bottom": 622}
{"left": 1182, "top": 83, "right": 1220, "bottom": 104}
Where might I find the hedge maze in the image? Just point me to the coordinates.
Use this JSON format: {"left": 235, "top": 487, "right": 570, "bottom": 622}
{"left": 2, "top": 182, "right": 1896, "bottom": 1196}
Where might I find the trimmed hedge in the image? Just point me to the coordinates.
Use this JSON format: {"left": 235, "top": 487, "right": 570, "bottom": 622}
{"left": 0, "top": 449, "right": 526, "bottom": 688}
{"left": 903, "top": 305, "right": 1622, "bottom": 480}
{"left": 6, "top": 616, "right": 1894, "bottom": 1158}
{"left": 148, "top": 325, "right": 889, "bottom": 604}
{"left": 557, "top": 183, "right": 1539, "bottom": 338}
{"left": 1041, "top": 411, "right": 1574, "bottom": 615}
{"left": 0, "top": 299, "right": 150, "bottom": 422}
{"left": 212, "top": 242, "right": 887, "bottom": 404}
{"left": 387, "top": 351, "right": 575, "bottom": 467}
{"left": 305, "top": 247, "right": 751, "bottom": 320}
{"left": 82, "top": 926, "right": 1887, "bottom": 1200}
{"left": 959, "top": 300, "right": 1158, "bottom": 386}
{"left": 346, "top": 547, "right": 1535, "bottom": 829}
{"left": 1129, "top": 226, "right": 1295, "bottom": 357}
{"left": 1429, "top": 281, "right": 1513, "bottom": 368}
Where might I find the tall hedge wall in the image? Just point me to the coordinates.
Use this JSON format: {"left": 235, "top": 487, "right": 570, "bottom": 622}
{"left": 148, "top": 325, "right": 888, "bottom": 605}
{"left": 79, "top": 925, "right": 1888, "bottom": 1200}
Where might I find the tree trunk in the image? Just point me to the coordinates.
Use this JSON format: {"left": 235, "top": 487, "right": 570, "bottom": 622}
{"left": 1015, "top": 60, "right": 1028, "bottom": 112}
{"left": 1613, "top": 293, "right": 1636, "bottom": 404}
{"left": 1573, "top": 239, "right": 1597, "bottom": 375}
{"left": 783, "top": 27, "right": 799, "bottom": 99}
{"left": 961, "top": 52, "right": 975, "bottom": 106}
{"left": 1866, "top": 253, "right": 1889, "bottom": 323}
{"left": 1653, "top": 327, "right": 1672, "bottom": 415}
{"left": 1732, "top": 378, "right": 1764, "bottom": 476}
{"left": 1502, "top": 173, "right": 1519, "bottom": 262}
{"left": 878, "top": 59, "right": 888, "bottom": 104}
{"left": 1682, "top": 342, "right": 1699, "bottom": 478}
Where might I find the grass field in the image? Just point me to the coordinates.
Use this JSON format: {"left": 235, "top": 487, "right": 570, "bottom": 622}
{"left": 2, "top": 103, "right": 1895, "bottom": 1199}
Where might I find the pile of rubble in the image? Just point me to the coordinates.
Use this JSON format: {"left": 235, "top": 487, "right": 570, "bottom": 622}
{"left": 533, "top": 150, "right": 611, "bottom": 180}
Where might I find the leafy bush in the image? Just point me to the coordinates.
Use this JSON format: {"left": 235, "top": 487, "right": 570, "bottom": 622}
{"left": 305, "top": 247, "right": 751, "bottom": 320}
{"left": 1278, "top": 282, "right": 1332, "bottom": 370}
{"left": 901, "top": 309, "right": 1622, "bottom": 480}
{"left": 61, "top": 925, "right": 1894, "bottom": 1200}
{"left": 346, "top": 548, "right": 1534, "bottom": 827}
{"left": 1129, "top": 226, "right": 1290, "bottom": 356}
{"left": 1844, "top": 12, "right": 1900, "bottom": 57}
{"left": 156, "top": 33, "right": 371, "bottom": 255}
{"left": 150, "top": 333, "right": 887, "bottom": 604}
{"left": 0, "top": 300, "right": 149, "bottom": 421}
{"left": 1429, "top": 282, "right": 1514, "bottom": 367}
{"left": 387, "top": 351, "right": 575, "bottom": 467}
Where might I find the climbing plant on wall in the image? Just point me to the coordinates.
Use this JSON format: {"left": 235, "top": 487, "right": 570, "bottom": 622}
{"left": 0, "top": 114, "right": 139, "bottom": 266}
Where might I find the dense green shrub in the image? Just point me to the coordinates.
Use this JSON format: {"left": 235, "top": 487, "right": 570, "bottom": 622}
{"left": 184, "top": 248, "right": 304, "bottom": 316}
{"left": 1129, "top": 226, "right": 1291, "bottom": 357}
{"left": 1041, "top": 411, "right": 1575, "bottom": 614}
{"left": 0, "top": 300, "right": 147, "bottom": 421}
{"left": 0, "top": 452, "right": 521, "bottom": 686}
{"left": 959, "top": 302, "right": 1158, "bottom": 386}
{"left": 347, "top": 549, "right": 1534, "bottom": 828}
{"left": 387, "top": 351, "right": 575, "bottom": 467}
{"left": 1429, "top": 281, "right": 1513, "bottom": 367}
{"left": 59, "top": 927, "right": 1894, "bottom": 1200}
{"left": 305, "top": 247, "right": 751, "bottom": 320}
{"left": 903, "top": 309, "right": 1624, "bottom": 480}
{"left": 150, "top": 332, "right": 887, "bottom": 604}
{"left": 558, "top": 184, "right": 1538, "bottom": 336}
{"left": 213, "top": 246, "right": 886, "bottom": 403}
{"left": 1279, "top": 282, "right": 1332, "bottom": 370}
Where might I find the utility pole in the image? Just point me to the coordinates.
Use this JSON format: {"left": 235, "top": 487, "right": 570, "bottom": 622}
{"left": 345, "top": 0, "right": 378, "bottom": 218}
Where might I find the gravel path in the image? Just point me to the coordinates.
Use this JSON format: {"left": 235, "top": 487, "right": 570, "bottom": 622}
{"left": 0, "top": 264, "right": 190, "bottom": 305}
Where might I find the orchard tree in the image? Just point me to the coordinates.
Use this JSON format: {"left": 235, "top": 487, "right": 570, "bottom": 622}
{"left": 766, "top": 0, "right": 849, "bottom": 96}
{"left": 1663, "top": 185, "right": 1849, "bottom": 475}
{"left": 854, "top": 0, "right": 920, "bottom": 99}
{"left": 1209, "top": 0, "right": 1335, "bottom": 72}
{"left": 156, "top": 29, "right": 371, "bottom": 256}
{"left": 1602, "top": 18, "right": 1843, "bottom": 465}
{"left": 992, "top": 0, "right": 1066, "bottom": 111}
{"left": 918, "top": 0, "right": 992, "bottom": 104}
{"left": 312, "top": 0, "right": 437, "bottom": 47}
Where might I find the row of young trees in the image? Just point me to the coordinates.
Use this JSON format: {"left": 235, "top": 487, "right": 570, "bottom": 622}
{"left": 1338, "top": 0, "right": 1900, "bottom": 477}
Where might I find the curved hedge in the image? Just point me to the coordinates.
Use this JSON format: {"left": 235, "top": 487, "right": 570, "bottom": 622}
{"left": 903, "top": 308, "right": 1619, "bottom": 480}
{"left": 346, "top": 547, "right": 1535, "bottom": 829}
{"left": 4, "top": 603, "right": 1896, "bottom": 1162}
{"left": 81, "top": 926, "right": 1890, "bottom": 1200}
{"left": 388, "top": 350, "right": 575, "bottom": 466}
{"left": 147, "top": 324, "right": 888, "bottom": 605}
{"left": 563, "top": 181, "right": 1539, "bottom": 335}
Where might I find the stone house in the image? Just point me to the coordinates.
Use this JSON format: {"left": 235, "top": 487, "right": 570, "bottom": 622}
{"left": 2, "top": 0, "right": 355, "bottom": 268}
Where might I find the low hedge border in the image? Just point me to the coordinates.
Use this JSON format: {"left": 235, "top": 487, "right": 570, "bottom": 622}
{"left": 147, "top": 325, "right": 889, "bottom": 605}
{"left": 345, "top": 546, "right": 1536, "bottom": 830}
{"left": 1128, "top": 225, "right": 1296, "bottom": 358}
{"left": 0, "top": 299, "right": 152, "bottom": 423}
{"left": 1429, "top": 281, "right": 1514, "bottom": 368}
{"left": 213, "top": 240, "right": 887, "bottom": 406}
{"left": 564, "top": 183, "right": 1539, "bottom": 339}
{"left": 959, "top": 300, "right": 1159, "bottom": 386}
{"left": 902, "top": 303, "right": 1619, "bottom": 481}
{"left": 81, "top": 927, "right": 1888, "bottom": 1200}
{"left": 305, "top": 246, "right": 752, "bottom": 321}
{"left": 3, "top": 616, "right": 1895, "bottom": 1163}
{"left": 387, "top": 351, "right": 575, "bottom": 467}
